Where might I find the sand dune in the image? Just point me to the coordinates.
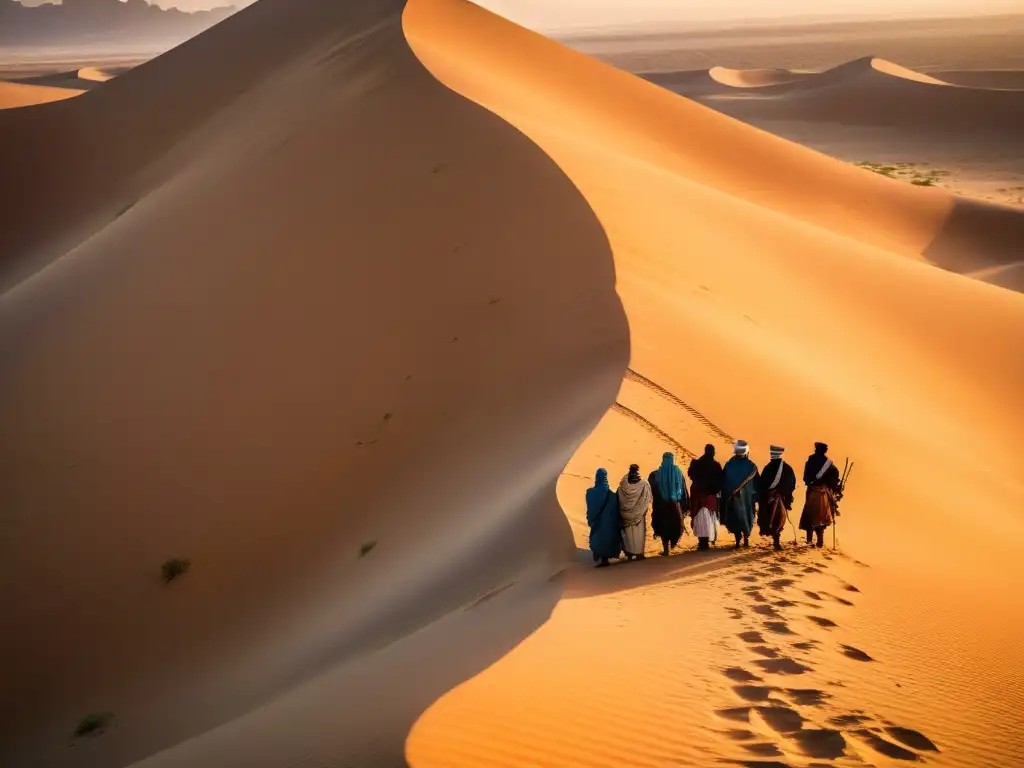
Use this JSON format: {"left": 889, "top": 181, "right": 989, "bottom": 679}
{"left": 405, "top": 1, "right": 1024, "bottom": 766}
{"left": 709, "top": 65, "right": 810, "bottom": 88}
{"left": 668, "top": 56, "right": 1024, "bottom": 136}
{"left": 12, "top": 66, "right": 120, "bottom": 91}
{"left": 4, "top": 0, "right": 1024, "bottom": 766}
{"left": 0, "top": 0, "right": 627, "bottom": 765}
{"left": 0, "top": 79, "right": 84, "bottom": 108}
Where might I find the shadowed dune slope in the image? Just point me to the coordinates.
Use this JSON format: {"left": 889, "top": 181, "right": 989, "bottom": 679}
{"left": 405, "top": 2, "right": 1024, "bottom": 765}
{"left": 930, "top": 68, "right": 1024, "bottom": 90}
{"left": 0, "top": 0, "right": 628, "bottom": 765}
{"left": 0, "top": 79, "right": 84, "bottom": 108}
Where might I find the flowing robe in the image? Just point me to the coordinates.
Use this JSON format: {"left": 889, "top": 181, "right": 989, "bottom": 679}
{"left": 586, "top": 486, "right": 622, "bottom": 561}
{"left": 799, "top": 453, "right": 841, "bottom": 531}
{"left": 618, "top": 476, "right": 652, "bottom": 556}
{"left": 757, "top": 459, "right": 796, "bottom": 536}
{"left": 649, "top": 470, "right": 684, "bottom": 547}
{"left": 721, "top": 456, "right": 759, "bottom": 536}
{"left": 688, "top": 455, "right": 723, "bottom": 541}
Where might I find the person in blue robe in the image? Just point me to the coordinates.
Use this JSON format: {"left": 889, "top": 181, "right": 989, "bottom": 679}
{"left": 650, "top": 452, "right": 686, "bottom": 556}
{"left": 586, "top": 468, "right": 622, "bottom": 567}
{"left": 721, "top": 440, "right": 760, "bottom": 549}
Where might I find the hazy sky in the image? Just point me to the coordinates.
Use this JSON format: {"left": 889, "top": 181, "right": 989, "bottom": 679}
{"left": 25, "top": 0, "right": 1022, "bottom": 33}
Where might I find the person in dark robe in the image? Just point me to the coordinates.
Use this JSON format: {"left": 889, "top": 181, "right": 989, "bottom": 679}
{"left": 757, "top": 445, "right": 796, "bottom": 551}
{"left": 721, "top": 440, "right": 759, "bottom": 549}
{"left": 586, "top": 468, "right": 622, "bottom": 567}
{"left": 618, "top": 463, "right": 652, "bottom": 560}
{"left": 799, "top": 442, "right": 842, "bottom": 548}
{"left": 649, "top": 452, "right": 687, "bottom": 556}
{"left": 688, "top": 444, "right": 723, "bottom": 551}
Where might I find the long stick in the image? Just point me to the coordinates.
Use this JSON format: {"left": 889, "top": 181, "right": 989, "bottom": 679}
{"left": 833, "top": 460, "right": 853, "bottom": 551}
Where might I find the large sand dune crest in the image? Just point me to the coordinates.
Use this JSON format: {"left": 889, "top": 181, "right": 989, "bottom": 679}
{"left": 0, "top": 0, "right": 629, "bottom": 765}
{"left": 405, "top": 2, "right": 1024, "bottom": 765}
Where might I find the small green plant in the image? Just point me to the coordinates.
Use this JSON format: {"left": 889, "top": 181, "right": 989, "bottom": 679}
{"left": 359, "top": 540, "right": 377, "bottom": 558}
{"left": 161, "top": 557, "right": 191, "bottom": 583}
{"left": 74, "top": 712, "right": 112, "bottom": 738}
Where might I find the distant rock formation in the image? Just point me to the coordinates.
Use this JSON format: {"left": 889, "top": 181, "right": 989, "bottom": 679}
{"left": 0, "top": 0, "right": 237, "bottom": 47}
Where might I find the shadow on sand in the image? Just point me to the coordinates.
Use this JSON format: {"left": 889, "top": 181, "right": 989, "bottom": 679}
{"left": 563, "top": 542, "right": 780, "bottom": 599}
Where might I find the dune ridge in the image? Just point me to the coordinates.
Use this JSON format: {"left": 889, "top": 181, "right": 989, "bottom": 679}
{"left": 0, "top": 0, "right": 628, "bottom": 765}
{"left": 0, "top": 79, "right": 84, "bottom": 108}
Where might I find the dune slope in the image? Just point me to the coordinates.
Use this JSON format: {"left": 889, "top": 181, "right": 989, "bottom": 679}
{"left": 0, "top": 79, "right": 83, "bottom": 108}
{"left": 0, "top": 0, "right": 628, "bottom": 766}
{"left": 405, "top": 1, "right": 1024, "bottom": 766}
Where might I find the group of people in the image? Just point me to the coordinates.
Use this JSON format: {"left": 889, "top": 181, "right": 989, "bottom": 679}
{"left": 585, "top": 440, "right": 843, "bottom": 567}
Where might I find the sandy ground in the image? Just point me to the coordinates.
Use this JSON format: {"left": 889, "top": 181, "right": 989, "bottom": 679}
{"left": 2, "top": 2, "right": 1023, "bottom": 767}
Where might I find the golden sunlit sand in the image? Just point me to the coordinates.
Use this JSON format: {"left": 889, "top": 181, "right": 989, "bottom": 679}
{"left": 1, "top": 1, "right": 1023, "bottom": 767}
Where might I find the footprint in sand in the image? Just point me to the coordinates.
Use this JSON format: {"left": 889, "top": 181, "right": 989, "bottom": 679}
{"left": 723, "top": 667, "right": 762, "bottom": 682}
{"left": 829, "top": 713, "right": 872, "bottom": 727}
{"left": 751, "top": 645, "right": 780, "bottom": 658}
{"left": 726, "top": 607, "right": 745, "bottom": 620}
{"left": 753, "top": 604, "right": 779, "bottom": 617}
{"left": 723, "top": 728, "right": 758, "bottom": 741}
{"left": 807, "top": 615, "right": 838, "bottom": 629}
{"left": 819, "top": 590, "right": 855, "bottom": 606}
{"left": 768, "top": 578, "right": 795, "bottom": 589}
{"left": 852, "top": 729, "right": 921, "bottom": 760}
{"left": 755, "top": 657, "right": 811, "bottom": 675}
{"left": 803, "top": 590, "right": 822, "bottom": 601}
{"left": 792, "top": 640, "right": 821, "bottom": 651}
{"left": 885, "top": 726, "right": 938, "bottom": 752}
{"left": 792, "top": 728, "right": 847, "bottom": 759}
{"left": 733, "top": 685, "right": 778, "bottom": 702}
{"left": 716, "top": 706, "right": 753, "bottom": 723}
{"left": 763, "top": 621, "right": 794, "bottom": 635}
{"left": 741, "top": 742, "right": 784, "bottom": 757}
{"left": 738, "top": 574, "right": 758, "bottom": 583}
{"left": 755, "top": 704, "right": 805, "bottom": 734}
{"left": 784, "top": 688, "right": 831, "bottom": 706}
{"left": 739, "top": 631, "right": 766, "bottom": 643}
{"left": 774, "top": 599, "right": 796, "bottom": 608}
{"left": 839, "top": 644, "right": 874, "bottom": 662}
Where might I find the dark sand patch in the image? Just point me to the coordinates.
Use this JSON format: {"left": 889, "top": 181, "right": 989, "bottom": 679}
{"left": 839, "top": 644, "right": 874, "bottom": 662}
{"left": 886, "top": 726, "right": 938, "bottom": 752}
{"left": 792, "top": 729, "right": 846, "bottom": 759}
